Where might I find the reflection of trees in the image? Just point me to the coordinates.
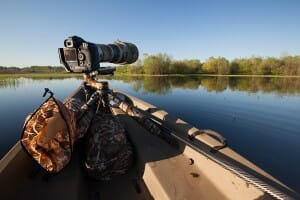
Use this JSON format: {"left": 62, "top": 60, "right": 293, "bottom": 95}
{"left": 132, "top": 80, "right": 143, "bottom": 92}
{"left": 114, "top": 76, "right": 202, "bottom": 94}
{"left": 229, "top": 77, "right": 259, "bottom": 93}
{"left": 169, "top": 76, "right": 200, "bottom": 90}
{"left": 143, "top": 76, "right": 171, "bottom": 95}
{"left": 228, "top": 77, "right": 300, "bottom": 95}
{"left": 0, "top": 76, "right": 82, "bottom": 89}
{"left": 201, "top": 77, "right": 216, "bottom": 92}
{"left": 0, "top": 78, "right": 21, "bottom": 89}
{"left": 111, "top": 76, "right": 300, "bottom": 96}
{"left": 200, "top": 77, "right": 228, "bottom": 92}
{"left": 215, "top": 77, "right": 229, "bottom": 92}
{"left": 4, "top": 76, "right": 299, "bottom": 96}
{"left": 262, "top": 78, "right": 300, "bottom": 95}
{"left": 112, "top": 75, "right": 143, "bottom": 84}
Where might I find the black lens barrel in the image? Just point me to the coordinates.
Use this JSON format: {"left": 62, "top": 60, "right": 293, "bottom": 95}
{"left": 96, "top": 41, "right": 138, "bottom": 64}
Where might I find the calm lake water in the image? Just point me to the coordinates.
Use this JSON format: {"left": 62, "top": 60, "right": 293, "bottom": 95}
{"left": 0, "top": 75, "right": 300, "bottom": 192}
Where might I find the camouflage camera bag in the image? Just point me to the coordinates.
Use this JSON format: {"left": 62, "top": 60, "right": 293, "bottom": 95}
{"left": 21, "top": 96, "right": 93, "bottom": 173}
{"left": 84, "top": 111, "right": 133, "bottom": 180}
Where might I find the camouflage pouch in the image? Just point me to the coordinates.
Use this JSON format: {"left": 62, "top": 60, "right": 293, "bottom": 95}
{"left": 20, "top": 95, "right": 94, "bottom": 173}
{"left": 84, "top": 111, "right": 133, "bottom": 180}
{"left": 21, "top": 97, "right": 76, "bottom": 173}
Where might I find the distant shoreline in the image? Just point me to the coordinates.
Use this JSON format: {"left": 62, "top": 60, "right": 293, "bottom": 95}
{"left": 113, "top": 73, "right": 300, "bottom": 78}
{"left": 0, "top": 73, "right": 81, "bottom": 78}
{"left": 1, "top": 73, "right": 300, "bottom": 79}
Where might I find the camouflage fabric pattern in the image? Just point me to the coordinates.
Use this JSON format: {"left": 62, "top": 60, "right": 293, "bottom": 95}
{"left": 21, "top": 91, "right": 133, "bottom": 177}
{"left": 21, "top": 96, "right": 94, "bottom": 173}
{"left": 21, "top": 97, "right": 76, "bottom": 173}
{"left": 84, "top": 111, "right": 133, "bottom": 180}
{"left": 64, "top": 97, "right": 95, "bottom": 142}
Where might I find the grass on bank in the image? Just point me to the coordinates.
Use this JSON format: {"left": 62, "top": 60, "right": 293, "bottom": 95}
{"left": 0, "top": 73, "right": 83, "bottom": 79}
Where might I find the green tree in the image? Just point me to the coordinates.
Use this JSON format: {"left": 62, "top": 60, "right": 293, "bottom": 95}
{"left": 115, "top": 65, "right": 129, "bottom": 74}
{"left": 169, "top": 61, "right": 187, "bottom": 74}
{"left": 258, "top": 57, "right": 281, "bottom": 75}
{"left": 249, "top": 57, "right": 263, "bottom": 75}
{"left": 229, "top": 60, "right": 240, "bottom": 74}
{"left": 238, "top": 59, "right": 252, "bottom": 74}
{"left": 202, "top": 57, "right": 229, "bottom": 74}
{"left": 186, "top": 59, "right": 202, "bottom": 73}
{"left": 281, "top": 56, "right": 300, "bottom": 75}
{"left": 143, "top": 53, "right": 171, "bottom": 74}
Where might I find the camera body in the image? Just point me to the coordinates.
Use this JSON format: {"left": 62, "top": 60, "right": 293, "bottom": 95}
{"left": 58, "top": 36, "right": 138, "bottom": 74}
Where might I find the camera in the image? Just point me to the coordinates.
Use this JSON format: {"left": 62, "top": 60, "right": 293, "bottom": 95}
{"left": 58, "top": 36, "right": 139, "bottom": 74}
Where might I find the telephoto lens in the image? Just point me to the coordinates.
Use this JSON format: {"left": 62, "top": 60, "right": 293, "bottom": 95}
{"left": 97, "top": 40, "right": 139, "bottom": 64}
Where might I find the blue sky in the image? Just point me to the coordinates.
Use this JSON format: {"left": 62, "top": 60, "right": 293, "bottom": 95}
{"left": 0, "top": 0, "right": 299, "bottom": 67}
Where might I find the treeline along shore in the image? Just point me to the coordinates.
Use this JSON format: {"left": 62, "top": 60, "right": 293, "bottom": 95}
{"left": 116, "top": 54, "right": 300, "bottom": 76}
{"left": 1, "top": 54, "right": 300, "bottom": 76}
{"left": 0, "top": 66, "right": 65, "bottom": 74}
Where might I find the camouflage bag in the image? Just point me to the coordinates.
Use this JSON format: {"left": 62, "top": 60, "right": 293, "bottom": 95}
{"left": 84, "top": 111, "right": 133, "bottom": 180}
{"left": 21, "top": 96, "right": 93, "bottom": 173}
{"left": 21, "top": 87, "right": 133, "bottom": 177}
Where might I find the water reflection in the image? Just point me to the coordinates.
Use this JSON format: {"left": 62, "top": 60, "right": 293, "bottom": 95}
{"left": 1, "top": 76, "right": 300, "bottom": 96}
{"left": 0, "top": 76, "right": 82, "bottom": 89}
{"left": 0, "top": 78, "right": 21, "bottom": 89}
{"left": 106, "top": 76, "right": 300, "bottom": 96}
